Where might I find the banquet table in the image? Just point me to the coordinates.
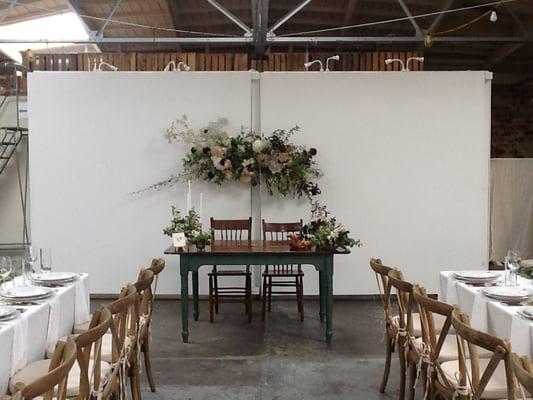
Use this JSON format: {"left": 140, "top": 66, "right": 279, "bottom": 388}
{"left": 440, "top": 271, "right": 533, "bottom": 357}
{"left": 0, "top": 274, "right": 90, "bottom": 394}
{"left": 165, "top": 241, "right": 349, "bottom": 343}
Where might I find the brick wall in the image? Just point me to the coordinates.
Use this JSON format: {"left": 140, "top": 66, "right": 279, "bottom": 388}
{"left": 492, "top": 85, "right": 533, "bottom": 158}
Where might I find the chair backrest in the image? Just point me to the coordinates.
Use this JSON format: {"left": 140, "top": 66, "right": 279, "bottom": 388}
{"left": 210, "top": 217, "right": 252, "bottom": 241}
{"left": 262, "top": 220, "right": 302, "bottom": 242}
{"left": 511, "top": 353, "right": 533, "bottom": 396}
{"left": 149, "top": 258, "right": 165, "bottom": 297}
{"left": 107, "top": 285, "right": 140, "bottom": 363}
{"left": 446, "top": 308, "right": 515, "bottom": 400}
{"left": 369, "top": 258, "right": 394, "bottom": 324}
{"left": 412, "top": 285, "right": 454, "bottom": 363}
{"left": 75, "top": 307, "right": 113, "bottom": 400}
{"left": 263, "top": 220, "right": 303, "bottom": 273}
{"left": 14, "top": 337, "right": 77, "bottom": 400}
{"left": 387, "top": 268, "right": 415, "bottom": 336}
{"left": 135, "top": 269, "right": 155, "bottom": 340}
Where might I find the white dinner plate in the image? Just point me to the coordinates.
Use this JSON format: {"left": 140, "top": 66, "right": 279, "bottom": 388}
{"left": 0, "top": 306, "right": 16, "bottom": 319}
{"left": 522, "top": 260, "right": 533, "bottom": 268}
{"left": 453, "top": 271, "right": 500, "bottom": 281}
{"left": 31, "top": 272, "right": 77, "bottom": 283}
{"left": 0, "top": 285, "right": 53, "bottom": 300}
{"left": 521, "top": 306, "right": 533, "bottom": 318}
{"left": 483, "top": 287, "right": 533, "bottom": 303}
{"left": 0, "top": 308, "right": 19, "bottom": 321}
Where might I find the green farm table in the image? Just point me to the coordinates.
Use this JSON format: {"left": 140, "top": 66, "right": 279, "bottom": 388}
{"left": 164, "top": 240, "right": 348, "bottom": 343}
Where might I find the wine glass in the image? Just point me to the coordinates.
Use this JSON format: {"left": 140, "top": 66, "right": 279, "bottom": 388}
{"left": 25, "top": 246, "right": 38, "bottom": 284}
{"left": 0, "top": 256, "right": 13, "bottom": 289}
{"left": 506, "top": 250, "right": 521, "bottom": 286}
{"left": 40, "top": 248, "right": 52, "bottom": 275}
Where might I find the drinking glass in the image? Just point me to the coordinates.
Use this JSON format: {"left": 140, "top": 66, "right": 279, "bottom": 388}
{"left": 0, "top": 256, "right": 13, "bottom": 288}
{"left": 24, "top": 245, "right": 38, "bottom": 284}
{"left": 40, "top": 248, "right": 52, "bottom": 275}
{"left": 505, "top": 250, "right": 521, "bottom": 286}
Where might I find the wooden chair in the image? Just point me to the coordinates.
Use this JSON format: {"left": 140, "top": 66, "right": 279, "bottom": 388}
{"left": 134, "top": 268, "right": 157, "bottom": 392}
{"left": 262, "top": 220, "right": 304, "bottom": 321}
{"left": 11, "top": 307, "right": 113, "bottom": 400}
{"left": 388, "top": 268, "right": 420, "bottom": 400}
{"left": 10, "top": 337, "right": 77, "bottom": 400}
{"left": 208, "top": 217, "right": 253, "bottom": 323}
{"left": 433, "top": 308, "right": 515, "bottom": 400}
{"left": 511, "top": 353, "right": 533, "bottom": 396}
{"left": 369, "top": 258, "right": 396, "bottom": 394}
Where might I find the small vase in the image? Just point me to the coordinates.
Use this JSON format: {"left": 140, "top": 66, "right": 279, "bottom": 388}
{"left": 196, "top": 244, "right": 206, "bottom": 252}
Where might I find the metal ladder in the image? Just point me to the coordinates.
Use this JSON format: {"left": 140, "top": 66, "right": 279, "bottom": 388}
{"left": 0, "top": 126, "right": 28, "bottom": 176}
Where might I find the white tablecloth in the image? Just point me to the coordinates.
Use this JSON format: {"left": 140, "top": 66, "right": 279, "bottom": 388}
{"left": 0, "top": 274, "right": 90, "bottom": 394}
{"left": 439, "top": 271, "right": 533, "bottom": 357}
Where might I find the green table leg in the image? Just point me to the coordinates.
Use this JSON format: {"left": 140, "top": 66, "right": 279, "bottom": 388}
{"left": 319, "top": 270, "right": 326, "bottom": 323}
{"left": 192, "top": 271, "right": 199, "bottom": 321}
{"left": 180, "top": 258, "right": 189, "bottom": 343}
{"left": 325, "top": 256, "right": 334, "bottom": 343}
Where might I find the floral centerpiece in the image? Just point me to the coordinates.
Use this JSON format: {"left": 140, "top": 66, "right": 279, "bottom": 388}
{"left": 188, "top": 230, "right": 212, "bottom": 251}
{"left": 149, "top": 115, "right": 322, "bottom": 200}
{"left": 299, "top": 202, "right": 362, "bottom": 252}
{"left": 163, "top": 207, "right": 201, "bottom": 239}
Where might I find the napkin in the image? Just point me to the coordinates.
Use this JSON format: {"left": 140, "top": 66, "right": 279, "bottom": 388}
{"left": 510, "top": 312, "right": 532, "bottom": 356}
{"left": 46, "top": 294, "right": 61, "bottom": 348}
{"left": 10, "top": 316, "right": 29, "bottom": 376}
{"left": 74, "top": 275, "right": 90, "bottom": 326}
{"left": 469, "top": 290, "right": 488, "bottom": 331}
{"left": 446, "top": 276, "right": 459, "bottom": 305}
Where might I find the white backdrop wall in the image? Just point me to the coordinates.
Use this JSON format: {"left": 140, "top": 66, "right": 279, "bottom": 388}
{"left": 260, "top": 72, "right": 491, "bottom": 294}
{"left": 28, "top": 72, "right": 253, "bottom": 294}
{"left": 28, "top": 71, "right": 491, "bottom": 295}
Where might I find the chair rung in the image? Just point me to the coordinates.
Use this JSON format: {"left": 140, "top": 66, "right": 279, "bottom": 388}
{"left": 215, "top": 287, "right": 248, "bottom": 291}
{"left": 267, "top": 282, "right": 298, "bottom": 287}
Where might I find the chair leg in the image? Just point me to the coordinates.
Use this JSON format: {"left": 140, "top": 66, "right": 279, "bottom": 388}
{"left": 246, "top": 274, "right": 252, "bottom": 323}
{"left": 268, "top": 277, "right": 272, "bottom": 312}
{"left": 299, "top": 276, "right": 304, "bottom": 322}
{"left": 379, "top": 336, "right": 393, "bottom": 393}
{"left": 214, "top": 275, "right": 220, "bottom": 314}
{"left": 143, "top": 339, "right": 156, "bottom": 392}
{"left": 398, "top": 342, "right": 406, "bottom": 400}
{"left": 295, "top": 277, "right": 300, "bottom": 313}
{"left": 408, "top": 361, "right": 417, "bottom": 400}
{"left": 209, "top": 275, "right": 214, "bottom": 323}
{"left": 262, "top": 275, "right": 267, "bottom": 322}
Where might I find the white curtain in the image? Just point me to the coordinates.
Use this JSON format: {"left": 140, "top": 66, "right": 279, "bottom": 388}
{"left": 491, "top": 159, "right": 533, "bottom": 261}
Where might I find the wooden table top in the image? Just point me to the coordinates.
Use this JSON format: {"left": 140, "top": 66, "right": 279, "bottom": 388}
{"left": 164, "top": 240, "right": 349, "bottom": 256}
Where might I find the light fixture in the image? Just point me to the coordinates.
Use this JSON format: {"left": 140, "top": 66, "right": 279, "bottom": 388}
{"left": 385, "top": 58, "right": 405, "bottom": 71}
{"left": 177, "top": 62, "right": 190, "bottom": 71}
{"left": 163, "top": 61, "right": 176, "bottom": 71}
{"left": 96, "top": 61, "right": 118, "bottom": 72}
{"left": 406, "top": 56, "right": 424, "bottom": 71}
{"left": 490, "top": 10, "right": 498, "bottom": 22}
{"left": 325, "top": 55, "right": 340, "bottom": 72}
{"left": 304, "top": 59, "right": 324, "bottom": 71}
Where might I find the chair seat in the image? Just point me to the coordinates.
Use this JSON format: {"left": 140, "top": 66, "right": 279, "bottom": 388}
{"left": 10, "top": 359, "right": 111, "bottom": 397}
{"left": 439, "top": 358, "right": 510, "bottom": 399}
{"left": 392, "top": 313, "right": 448, "bottom": 337}
{"left": 413, "top": 335, "right": 492, "bottom": 362}
{"left": 47, "top": 333, "right": 114, "bottom": 363}
{"left": 209, "top": 270, "right": 251, "bottom": 276}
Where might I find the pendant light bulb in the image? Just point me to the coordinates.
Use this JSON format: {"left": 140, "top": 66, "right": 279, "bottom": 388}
{"left": 490, "top": 10, "right": 498, "bottom": 22}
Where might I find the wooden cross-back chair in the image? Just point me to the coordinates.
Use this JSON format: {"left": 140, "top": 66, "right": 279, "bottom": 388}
{"left": 10, "top": 337, "right": 77, "bottom": 400}
{"left": 262, "top": 220, "right": 304, "bottom": 322}
{"left": 209, "top": 217, "right": 253, "bottom": 323}
{"left": 134, "top": 268, "right": 157, "bottom": 392}
{"left": 433, "top": 308, "right": 515, "bottom": 400}
{"left": 369, "top": 258, "right": 396, "bottom": 394}
{"left": 511, "top": 353, "right": 533, "bottom": 396}
{"left": 11, "top": 308, "right": 113, "bottom": 400}
{"left": 388, "top": 268, "right": 421, "bottom": 400}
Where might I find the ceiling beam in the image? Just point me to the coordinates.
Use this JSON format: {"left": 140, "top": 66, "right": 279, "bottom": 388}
{"left": 0, "top": 0, "right": 18, "bottom": 24}
{"left": 427, "top": 0, "right": 455, "bottom": 33}
{"left": 64, "top": 0, "right": 93, "bottom": 33}
{"left": 268, "top": 0, "right": 313, "bottom": 35}
{"left": 397, "top": 0, "right": 422, "bottom": 37}
{"left": 97, "top": 0, "right": 123, "bottom": 36}
{"left": 341, "top": 0, "right": 359, "bottom": 34}
{"left": 252, "top": 0, "right": 269, "bottom": 57}
{"left": 206, "top": 0, "right": 252, "bottom": 36}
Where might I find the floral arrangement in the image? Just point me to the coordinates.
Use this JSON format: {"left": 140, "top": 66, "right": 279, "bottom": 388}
{"left": 189, "top": 230, "right": 212, "bottom": 248}
{"left": 153, "top": 115, "right": 322, "bottom": 199}
{"left": 299, "top": 201, "right": 362, "bottom": 251}
{"left": 163, "top": 207, "right": 201, "bottom": 239}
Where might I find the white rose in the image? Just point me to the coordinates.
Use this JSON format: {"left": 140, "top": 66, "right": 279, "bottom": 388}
{"left": 252, "top": 139, "right": 269, "bottom": 153}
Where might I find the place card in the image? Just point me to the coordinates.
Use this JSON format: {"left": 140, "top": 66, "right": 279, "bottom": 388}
{"left": 172, "top": 232, "right": 187, "bottom": 249}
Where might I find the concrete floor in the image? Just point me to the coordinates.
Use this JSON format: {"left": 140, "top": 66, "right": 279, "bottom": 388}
{"left": 95, "top": 298, "right": 404, "bottom": 400}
